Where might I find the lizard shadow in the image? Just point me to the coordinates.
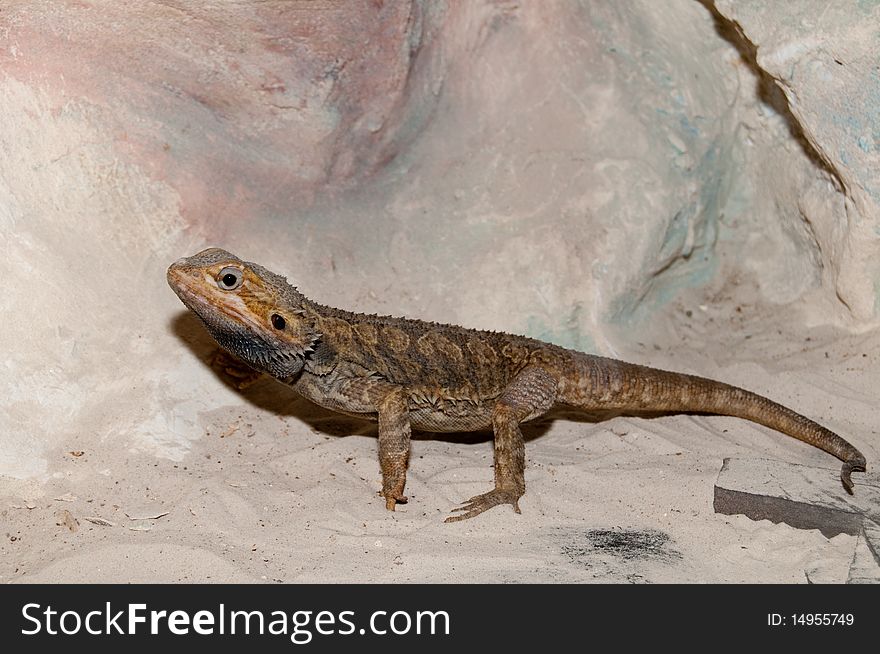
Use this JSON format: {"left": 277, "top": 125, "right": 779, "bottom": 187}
{"left": 170, "top": 311, "right": 356, "bottom": 437}
{"left": 169, "top": 311, "right": 671, "bottom": 446}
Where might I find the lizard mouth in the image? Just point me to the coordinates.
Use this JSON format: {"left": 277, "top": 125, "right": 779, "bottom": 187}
{"left": 167, "top": 267, "right": 264, "bottom": 334}
{"left": 167, "top": 260, "right": 310, "bottom": 379}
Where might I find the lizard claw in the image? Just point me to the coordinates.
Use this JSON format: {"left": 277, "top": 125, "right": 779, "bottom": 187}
{"left": 444, "top": 489, "right": 523, "bottom": 523}
{"left": 382, "top": 493, "right": 408, "bottom": 511}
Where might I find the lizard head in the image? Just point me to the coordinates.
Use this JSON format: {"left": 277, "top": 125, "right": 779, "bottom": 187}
{"left": 167, "top": 248, "right": 319, "bottom": 380}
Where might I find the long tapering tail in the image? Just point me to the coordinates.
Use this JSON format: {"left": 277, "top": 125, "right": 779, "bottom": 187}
{"left": 563, "top": 355, "right": 867, "bottom": 492}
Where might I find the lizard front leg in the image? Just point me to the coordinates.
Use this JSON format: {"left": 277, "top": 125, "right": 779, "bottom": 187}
{"left": 446, "top": 365, "right": 558, "bottom": 522}
{"left": 377, "top": 386, "right": 412, "bottom": 511}
{"left": 211, "top": 349, "right": 265, "bottom": 390}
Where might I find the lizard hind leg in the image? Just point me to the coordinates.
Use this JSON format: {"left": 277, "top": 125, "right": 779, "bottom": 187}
{"left": 445, "top": 365, "right": 558, "bottom": 523}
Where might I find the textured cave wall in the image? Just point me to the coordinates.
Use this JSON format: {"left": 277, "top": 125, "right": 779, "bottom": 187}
{"left": 1, "top": 0, "right": 878, "bottom": 477}
{"left": 714, "top": 0, "right": 880, "bottom": 322}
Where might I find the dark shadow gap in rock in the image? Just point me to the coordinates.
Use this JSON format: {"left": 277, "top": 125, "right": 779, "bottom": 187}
{"left": 695, "top": 0, "right": 846, "bottom": 194}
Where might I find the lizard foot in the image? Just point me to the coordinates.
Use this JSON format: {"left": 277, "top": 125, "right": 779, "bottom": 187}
{"left": 211, "top": 349, "right": 264, "bottom": 390}
{"left": 381, "top": 492, "right": 408, "bottom": 511}
{"left": 444, "top": 489, "right": 522, "bottom": 523}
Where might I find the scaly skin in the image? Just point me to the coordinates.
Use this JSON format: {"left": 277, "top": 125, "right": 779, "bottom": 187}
{"left": 167, "top": 248, "right": 867, "bottom": 522}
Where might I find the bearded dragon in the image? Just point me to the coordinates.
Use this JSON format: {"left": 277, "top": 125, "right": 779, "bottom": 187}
{"left": 167, "top": 248, "right": 867, "bottom": 522}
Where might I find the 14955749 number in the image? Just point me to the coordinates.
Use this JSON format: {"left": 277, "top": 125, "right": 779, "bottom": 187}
{"left": 768, "top": 613, "right": 854, "bottom": 627}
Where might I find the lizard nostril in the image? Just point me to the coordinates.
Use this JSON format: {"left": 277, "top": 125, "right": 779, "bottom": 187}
{"left": 271, "top": 314, "right": 286, "bottom": 330}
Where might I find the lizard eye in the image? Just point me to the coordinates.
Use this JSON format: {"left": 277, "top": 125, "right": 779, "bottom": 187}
{"left": 217, "top": 267, "right": 242, "bottom": 290}
{"left": 271, "top": 313, "right": 286, "bottom": 330}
